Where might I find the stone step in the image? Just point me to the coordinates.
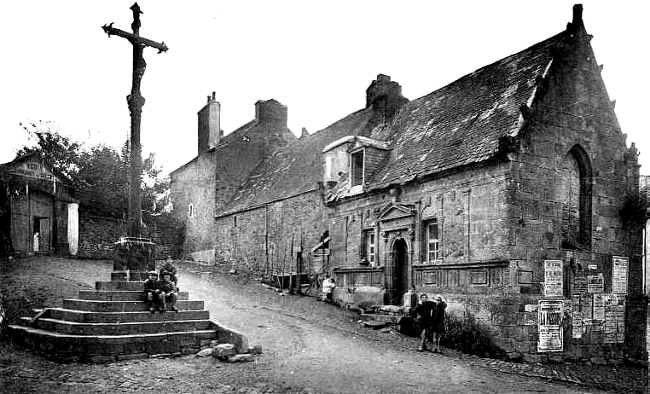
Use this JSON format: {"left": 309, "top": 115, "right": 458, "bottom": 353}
{"left": 62, "top": 299, "right": 204, "bottom": 312}
{"left": 78, "top": 290, "right": 189, "bottom": 301}
{"left": 32, "top": 317, "right": 214, "bottom": 336}
{"left": 111, "top": 271, "right": 151, "bottom": 281}
{"left": 96, "top": 281, "right": 146, "bottom": 291}
{"left": 48, "top": 308, "right": 210, "bottom": 323}
{"left": 8, "top": 324, "right": 217, "bottom": 363}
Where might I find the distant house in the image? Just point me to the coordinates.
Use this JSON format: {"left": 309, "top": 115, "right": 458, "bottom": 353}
{"left": 0, "top": 153, "right": 79, "bottom": 256}
{"left": 171, "top": 5, "right": 644, "bottom": 361}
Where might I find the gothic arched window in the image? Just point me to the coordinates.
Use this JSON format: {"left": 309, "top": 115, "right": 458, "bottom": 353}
{"left": 560, "top": 145, "right": 592, "bottom": 249}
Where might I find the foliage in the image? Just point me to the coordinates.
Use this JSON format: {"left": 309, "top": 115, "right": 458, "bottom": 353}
{"left": 17, "top": 121, "right": 81, "bottom": 179}
{"left": 620, "top": 191, "right": 650, "bottom": 224}
{"left": 442, "top": 311, "right": 505, "bottom": 358}
{"left": 15, "top": 121, "right": 168, "bottom": 219}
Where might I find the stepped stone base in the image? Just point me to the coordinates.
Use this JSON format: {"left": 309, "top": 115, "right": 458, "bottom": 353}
{"left": 9, "top": 270, "right": 248, "bottom": 363}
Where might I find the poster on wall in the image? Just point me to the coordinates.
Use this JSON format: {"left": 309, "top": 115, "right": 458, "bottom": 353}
{"left": 573, "top": 276, "right": 587, "bottom": 294}
{"left": 592, "top": 294, "right": 605, "bottom": 321}
{"left": 538, "top": 300, "right": 564, "bottom": 352}
{"left": 544, "top": 260, "right": 564, "bottom": 297}
{"left": 604, "top": 306, "right": 625, "bottom": 343}
{"left": 571, "top": 295, "right": 583, "bottom": 338}
{"left": 587, "top": 273, "right": 604, "bottom": 293}
{"left": 612, "top": 256, "right": 629, "bottom": 294}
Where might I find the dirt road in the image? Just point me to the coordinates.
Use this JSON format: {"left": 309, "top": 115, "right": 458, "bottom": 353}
{"left": 0, "top": 257, "right": 638, "bottom": 393}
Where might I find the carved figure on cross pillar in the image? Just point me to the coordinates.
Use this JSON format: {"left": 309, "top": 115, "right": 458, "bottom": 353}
{"left": 102, "top": 2, "right": 167, "bottom": 237}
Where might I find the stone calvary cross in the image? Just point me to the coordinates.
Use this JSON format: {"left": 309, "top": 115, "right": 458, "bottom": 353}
{"left": 102, "top": 3, "right": 168, "bottom": 237}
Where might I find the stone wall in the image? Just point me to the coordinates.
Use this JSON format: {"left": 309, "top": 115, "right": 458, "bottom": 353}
{"left": 214, "top": 190, "right": 326, "bottom": 275}
{"left": 78, "top": 214, "right": 126, "bottom": 259}
{"left": 78, "top": 214, "right": 181, "bottom": 260}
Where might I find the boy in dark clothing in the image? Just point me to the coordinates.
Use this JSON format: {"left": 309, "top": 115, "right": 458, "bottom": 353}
{"left": 431, "top": 295, "right": 448, "bottom": 353}
{"left": 143, "top": 271, "right": 162, "bottom": 312}
{"left": 159, "top": 258, "right": 178, "bottom": 286}
{"left": 414, "top": 293, "right": 435, "bottom": 352}
{"left": 159, "top": 271, "right": 178, "bottom": 312}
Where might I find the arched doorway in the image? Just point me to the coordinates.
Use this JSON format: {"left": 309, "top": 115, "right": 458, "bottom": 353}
{"left": 388, "top": 238, "right": 409, "bottom": 305}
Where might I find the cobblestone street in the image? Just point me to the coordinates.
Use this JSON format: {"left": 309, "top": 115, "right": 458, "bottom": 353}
{"left": 0, "top": 257, "right": 645, "bottom": 393}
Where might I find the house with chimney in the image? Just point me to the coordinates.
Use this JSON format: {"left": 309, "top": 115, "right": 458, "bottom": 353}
{"left": 170, "top": 5, "right": 645, "bottom": 362}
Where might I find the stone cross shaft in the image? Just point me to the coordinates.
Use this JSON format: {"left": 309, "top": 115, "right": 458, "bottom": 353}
{"left": 102, "top": 2, "right": 167, "bottom": 237}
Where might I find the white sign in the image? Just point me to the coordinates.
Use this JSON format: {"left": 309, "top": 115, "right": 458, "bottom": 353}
{"left": 538, "top": 300, "right": 564, "bottom": 352}
{"left": 544, "top": 260, "right": 563, "bottom": 297}
{"left": 612, "top": 256, "right": 628, "bottom": 294}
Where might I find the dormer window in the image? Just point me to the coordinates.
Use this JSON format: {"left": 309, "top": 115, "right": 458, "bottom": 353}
{"left": 351, "top": 149, "right": 364, "bottom": 187}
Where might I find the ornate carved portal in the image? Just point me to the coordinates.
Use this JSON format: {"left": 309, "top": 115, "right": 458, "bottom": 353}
{"left": 378, "top": 202, "right": 416, "bottom": 305}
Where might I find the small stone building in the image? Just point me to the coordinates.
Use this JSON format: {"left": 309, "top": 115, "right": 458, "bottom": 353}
{"left": 0, "top": 153, "right": 79, "bottom": 256}
{"left": 170, "top": 5, "right": 645, "bottom": 362}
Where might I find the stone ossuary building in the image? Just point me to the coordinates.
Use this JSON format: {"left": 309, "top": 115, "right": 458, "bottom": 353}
{"left": 171, "top": 5, "right": 645, "bottom": 361}
{"left": 0, "top": 153, "right": 79, "bottom": 257}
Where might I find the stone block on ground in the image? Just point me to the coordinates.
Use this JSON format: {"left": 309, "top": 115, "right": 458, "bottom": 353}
{"left": 213, "top": 343, "right": 236, "bottom": 359}
{"left": 196, "top": 348, "right": 214, "bottom": 357}
{"left": 227, "top": 354, "right": 255, "bottom": 363}
{"left": 249, "top": 345, "right": 263, "bottom": 355}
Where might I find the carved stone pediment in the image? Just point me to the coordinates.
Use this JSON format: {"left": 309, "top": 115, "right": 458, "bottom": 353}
{"left": 378, "top": 203, "right": 415, "bottom": 222}
{"left": 378, "top": 203, "right": 415, "bottom": 233}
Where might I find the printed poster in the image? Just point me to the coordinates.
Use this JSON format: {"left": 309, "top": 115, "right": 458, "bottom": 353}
{"left": 571, "top": 294, "right": 583, "bottom": 338}
{"left": 604, "top": 306, "right": 625, "bottom": 343}
{"left": 573, "top": 276, "right": 587, "bottom": 294}
{"left": 592, "top": 294, "right": 605, "bottom": 321}
{"left": 544, "top": 260, "right": 563, "bottom": 297}
{"left": 538, "top": 300, "right": 564, "bottom": 352}
{"left": 572, "top": 311, "right": 583, "bottom": 338}
{"left": 612, "top": 256, "right": 629, "bottom": 294}
{"left": 587, "top": 273, "right": 604, "bottom": 294}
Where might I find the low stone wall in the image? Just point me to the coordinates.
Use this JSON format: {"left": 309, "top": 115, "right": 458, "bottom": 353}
{"left": 78, "top": 214, "right": 182, "bottom": 260}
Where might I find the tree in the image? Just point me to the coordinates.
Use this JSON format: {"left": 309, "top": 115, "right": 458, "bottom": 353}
{"left": 17, "top": 121, "right": 82, "bottom": 180}
{"left": 15, "top": 122, "right": 168, "bottom": 220}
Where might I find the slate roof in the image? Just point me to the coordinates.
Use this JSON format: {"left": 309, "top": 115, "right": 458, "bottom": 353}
{"left": 170, "top": 120, "right": 257, "bottom": 176}
{"left": 219, "top": 29, "right": 571, "bottom": 214}
{"left": 219, "top": 108, "right": 376, "bottom": 215}
{"left": 368, "top": 30, "right": 568, "bottom": 190}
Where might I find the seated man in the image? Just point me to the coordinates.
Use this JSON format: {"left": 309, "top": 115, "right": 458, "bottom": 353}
{"left": 158, "top": 271, "right": 178, "bottom": 312}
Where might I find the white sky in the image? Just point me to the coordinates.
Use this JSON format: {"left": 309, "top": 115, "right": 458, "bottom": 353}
{"left": 1, "top": 1, "right": 648, "bottom": 175}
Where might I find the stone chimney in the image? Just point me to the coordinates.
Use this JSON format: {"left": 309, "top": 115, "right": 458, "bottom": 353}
{"left": 566, "top": 4, "right": 584, "bottom": 33}
{"left": 198, "top": 92, "right": 221, "bottom": 155}
{"left": 254, "top": 99, "right": 288, "bottom": 128}
{"left": 366, "top": 74, "right": 408, "bottom": 121}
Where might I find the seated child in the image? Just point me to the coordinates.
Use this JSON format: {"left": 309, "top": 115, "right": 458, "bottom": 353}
{"left": 143, "top": 271, "right": 162, "bottom": 312}
{"left": 158, "top": 271, "right": 178, "bottom": 312}
{"left": 159, "top": 258, "right": 178, "bottom": 286}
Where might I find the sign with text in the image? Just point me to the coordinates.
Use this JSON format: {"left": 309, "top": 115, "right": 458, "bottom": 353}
{"left": 544, "top": 260, "right": 563, "bottom": 297}
{"left": 587, "top": 273, "right": 604, "bottom": 294}
{"left": 612, "top": 256, "right": 628, "bottom": 294}
{"left": 538, "top": 300, "right": 564, "bottom": 352}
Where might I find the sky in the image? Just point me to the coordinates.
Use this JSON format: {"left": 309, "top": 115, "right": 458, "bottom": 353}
{"left": 1, "top": 1, "right": 649, "bottom": 176}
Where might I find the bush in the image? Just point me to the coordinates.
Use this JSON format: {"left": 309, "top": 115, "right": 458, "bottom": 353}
{"left": 442, "top": 311, "right": 505, "bottom": 358}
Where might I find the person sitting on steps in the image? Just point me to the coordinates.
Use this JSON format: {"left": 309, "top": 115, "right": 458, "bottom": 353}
{"left": 143, "top": 271, "right": 162, "bottom": 313}
{"left": 159, "top": 257, "right": 178, "bottom": 286}
{"left": 158, "top": 271, "right": 178, "bottom": 312}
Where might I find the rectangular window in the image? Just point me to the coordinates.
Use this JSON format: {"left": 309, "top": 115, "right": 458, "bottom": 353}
{"left": 368, "top": 231, "right": 376, "bottom": 264}
{"left": 427, "top": 219, "right": 440, "bottom": 263}
{"left": 351, "top": 150, "right": 364, "bottom": 186}
{"left": 188, "top": 204, "right": 194, "bottom": 218}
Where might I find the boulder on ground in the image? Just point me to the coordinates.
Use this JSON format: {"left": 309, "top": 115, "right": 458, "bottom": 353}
{"left": 196, "top": 348, "right": 214, "bottom": 357}
{"left": 228, "top": 354, "right": 255, "bottom": 363}
{"left": 213, "top": 343, "right": 236, "bottom": 359}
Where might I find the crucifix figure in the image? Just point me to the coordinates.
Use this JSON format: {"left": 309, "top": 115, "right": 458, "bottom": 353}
{"left": 102, "top": 3, "right": 168, "bottom": 237}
